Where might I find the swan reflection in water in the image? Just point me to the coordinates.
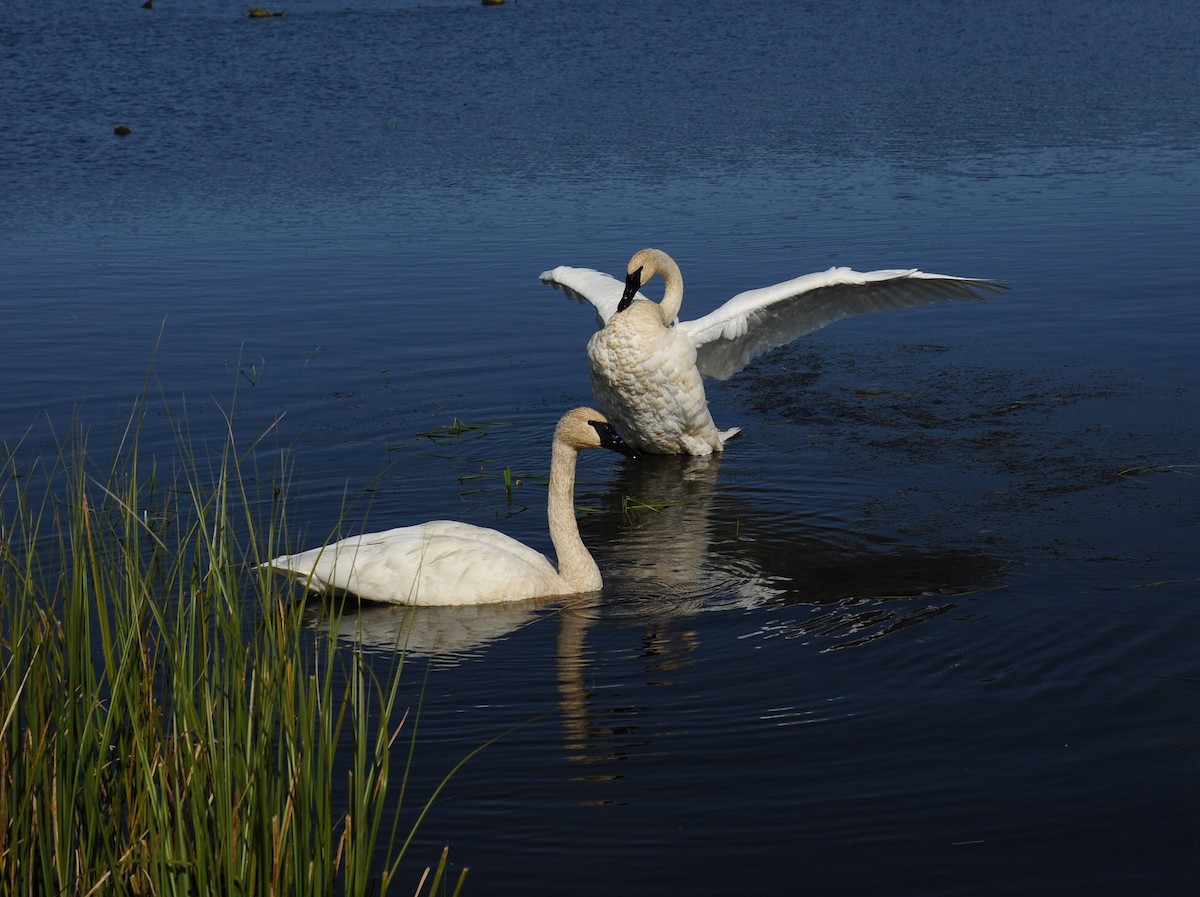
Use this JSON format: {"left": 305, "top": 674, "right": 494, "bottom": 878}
{"left": 305, "top": 451, "right": 1004, "bottom": 782}
{"left": 583, "top": 452, "right": 787, "bottom": 612}
{"left": 580, "top": 452, "right": 1004, "bottom": 629}
{"left": 302, "top": 597, "right": 547, "bottom": 666}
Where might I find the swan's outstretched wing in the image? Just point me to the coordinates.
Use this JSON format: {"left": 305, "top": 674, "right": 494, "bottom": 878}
{"left": 539, "top": 265, "right": 651, "bottom": 327}
{"left": 679, "top": 267, "right": 1007, "bottom": 381}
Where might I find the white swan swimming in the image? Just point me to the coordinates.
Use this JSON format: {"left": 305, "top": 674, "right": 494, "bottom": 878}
{"left": 541, "top": 248, "right": 1007, "bottom": 455}
{"left": 261, "top": 407, "right": 637, "bottom": 605}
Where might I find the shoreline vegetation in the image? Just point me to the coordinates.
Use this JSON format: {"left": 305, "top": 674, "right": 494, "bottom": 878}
{"left": 0, "top": 393, "right": 468, "bottom": 896}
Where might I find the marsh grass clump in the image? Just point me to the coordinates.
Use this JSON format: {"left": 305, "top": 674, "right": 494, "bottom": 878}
{"left": 0, "top": 401, "right": 467, "bottom": 896}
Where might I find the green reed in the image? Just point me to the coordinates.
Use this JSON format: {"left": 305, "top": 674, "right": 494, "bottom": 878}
{"left": 0, "top": 403, "right": 467, "bottom": 896}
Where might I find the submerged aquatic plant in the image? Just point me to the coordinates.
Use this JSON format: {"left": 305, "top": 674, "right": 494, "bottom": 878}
{"left": 620, "top": 494, "right": 674, "bottom": 525}
{"left": 0, "top": 396, "right": 467, "bottom": 896}
{"left": 414, "top": 417, "right": 511, "bottom": 445}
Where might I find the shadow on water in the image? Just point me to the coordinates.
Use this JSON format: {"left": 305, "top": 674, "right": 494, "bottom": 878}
{"left": 737, "top": 336, "right": 1200, "bottom": 570}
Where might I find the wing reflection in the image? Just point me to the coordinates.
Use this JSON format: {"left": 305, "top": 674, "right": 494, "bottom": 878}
{"left": 579, "top": 451, "right": 1006, "bottom": 637}
{"left": 552, "top": 452, "right": 1008, "bottom": 779}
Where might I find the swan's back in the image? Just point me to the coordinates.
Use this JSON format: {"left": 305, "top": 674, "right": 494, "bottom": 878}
{"left": 263, "top": 406, "right": 637, "bottom": 602}
{"left": 265, "top": 520, "right": 562, "bottom": 606}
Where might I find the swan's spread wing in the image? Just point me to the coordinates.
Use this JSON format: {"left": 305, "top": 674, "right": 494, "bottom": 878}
{"left": 679, "top": 267, "right": 1007, "bottom": 381}
{"left": 263, "top": 521, "right": 560, "bottom": 605}
{"left": 539, "top": 265, "right": 651, "bottom": 327}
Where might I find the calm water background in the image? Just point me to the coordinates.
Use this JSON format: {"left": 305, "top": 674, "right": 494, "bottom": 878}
{"left": 3, "top": 0, "right": 1199, "bottom": 893}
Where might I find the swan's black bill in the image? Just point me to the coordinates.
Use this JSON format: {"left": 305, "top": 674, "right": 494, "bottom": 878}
{"left": 617, "top": 265, "right": 644, "bottom": 313}
{"left": 589, "top": 420, "right": 639, "bottom": 458}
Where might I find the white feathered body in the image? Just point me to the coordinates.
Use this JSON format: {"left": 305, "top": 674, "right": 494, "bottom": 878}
{"left": 541, "top": 249, "right": 1006, "bottom": 455}
{"left": 266, "top": 520, "right": 570, "bottom": 606}
{"left": 587, "top": 300, "right": 732, "bottom": 455}
{"left": 261, "top": 407, "right": 634, "bottom": 605}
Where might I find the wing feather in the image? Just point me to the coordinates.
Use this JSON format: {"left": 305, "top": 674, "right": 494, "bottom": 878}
{"left": 679, "top": 267, "right": 1007, "bottom": 381}
{"left": 539, "top": 265, "right": 651, "bottom": 327}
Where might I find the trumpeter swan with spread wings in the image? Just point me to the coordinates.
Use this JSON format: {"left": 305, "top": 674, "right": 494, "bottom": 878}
{"left": 540, "top": 248, "right": 1006, "bottom": 455}
{"left": 261, "top": 408, "right": 637, "bottom": 605}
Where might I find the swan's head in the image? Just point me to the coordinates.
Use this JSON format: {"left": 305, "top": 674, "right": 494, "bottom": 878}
{"left": 619, "top": 248, "right": 679, "bottom": 315}
{"left": 556, "top": 407, "right": 639, "bottom": 458}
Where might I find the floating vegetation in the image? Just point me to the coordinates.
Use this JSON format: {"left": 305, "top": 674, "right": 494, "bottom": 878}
{"left": 229, "top": 352, "right": 268, "bottom": 386}
{"left": 1116, "top": 462, "right": 1198, "bottom": 480}
{"left": 455, "top": 461, "right": 538, "bottom": 517}
{"left": 415, "top": 416, "right": 512, "bottom": 444}
{"left": 1078, "top": 576, "right": 1200, "bottom": 595}
{"left": 621, "top": 494, "right": 675, "bottom": 524}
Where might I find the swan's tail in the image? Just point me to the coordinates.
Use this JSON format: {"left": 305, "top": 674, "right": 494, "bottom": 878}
{"left": 718, "top": 426, "right": 742, "bottom": 445}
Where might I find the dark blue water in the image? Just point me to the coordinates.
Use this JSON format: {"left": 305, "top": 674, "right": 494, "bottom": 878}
{"left": 3, "top": 0, "right": 1199, "bottom": 893}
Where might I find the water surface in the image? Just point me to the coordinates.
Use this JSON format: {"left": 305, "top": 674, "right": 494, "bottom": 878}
{"left": 3, "top": 0, "right": 1198, "bottom": 893}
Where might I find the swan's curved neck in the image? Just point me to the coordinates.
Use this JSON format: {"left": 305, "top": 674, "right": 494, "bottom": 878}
{"left": 547, "top": 441, "right": 602, "bottom": 592}
{"left": 655, "top": 257, "right": 684, "bottom": 323}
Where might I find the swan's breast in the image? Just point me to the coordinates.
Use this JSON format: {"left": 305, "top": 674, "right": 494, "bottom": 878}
{"left": 586, "top": 305, "right": 721, "bottom": 454}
